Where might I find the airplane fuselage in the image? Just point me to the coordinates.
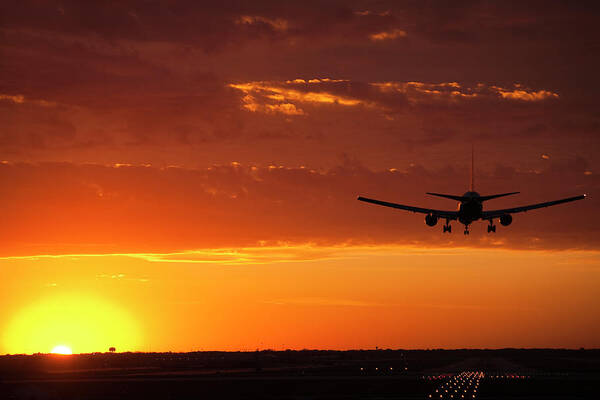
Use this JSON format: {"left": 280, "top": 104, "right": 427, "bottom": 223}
{"left": 457, "top": 191, "right": 483, "bottom": 226}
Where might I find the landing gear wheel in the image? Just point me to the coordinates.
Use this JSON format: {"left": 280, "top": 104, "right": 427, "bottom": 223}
{"left": 464, "top": 229, "right": 469, "bottom": 235}
{"left": 487, "top": 225, "right": 496, "bottom": 233}
{"left": 443, "top": 219, "right": 452, "bottom": 233}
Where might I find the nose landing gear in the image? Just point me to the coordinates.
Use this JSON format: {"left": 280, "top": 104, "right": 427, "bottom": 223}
{"left": 463, "top": 228, "right": 469, "bottom": 235}
{"left": 443, "top": 219, "right": 452, "bottom": 233}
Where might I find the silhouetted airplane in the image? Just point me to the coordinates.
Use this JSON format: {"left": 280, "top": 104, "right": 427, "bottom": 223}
{"left": 357, "top": 151, "right": 586, "bottom": 235}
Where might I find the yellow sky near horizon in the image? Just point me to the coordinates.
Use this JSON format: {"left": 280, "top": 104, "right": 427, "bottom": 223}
{"left": 2, "top": 246, "right": 599, "bottom": 354}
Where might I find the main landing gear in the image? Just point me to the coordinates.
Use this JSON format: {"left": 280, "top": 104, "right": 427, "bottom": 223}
{"left": 463, "top": 227, "right": 470, "bottom": 235}
{"left": 443, "top": 219, "right": 452, "bottom": 233}
{"left": 487, "top": 220, "right": 496, "bottom": 233}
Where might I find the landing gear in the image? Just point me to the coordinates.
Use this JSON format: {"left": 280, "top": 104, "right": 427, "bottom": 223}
{"left": 464, "top": 226, "right": 470, "bottom": 235}
{"left": 443, "top": 220, "right": 452, "bottom": 233}
{"left": 487, "top": 219, "right": 496, "bottom": 233}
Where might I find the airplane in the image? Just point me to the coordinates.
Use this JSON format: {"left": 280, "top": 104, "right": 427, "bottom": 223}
{"left": 357, "top": 150, "right": 586, "bottom": 235}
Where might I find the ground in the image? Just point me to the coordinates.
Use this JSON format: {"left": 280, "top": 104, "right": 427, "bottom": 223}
{"left": 1, "top": 349, "right": 598, "bottom": 399}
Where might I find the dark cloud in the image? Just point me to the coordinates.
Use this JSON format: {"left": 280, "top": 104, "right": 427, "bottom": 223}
{"left": 0, "top": 1, "right": 389, "bottom": 50}
{"left": 0, "top": 98, "right": 77, "bottom": 150}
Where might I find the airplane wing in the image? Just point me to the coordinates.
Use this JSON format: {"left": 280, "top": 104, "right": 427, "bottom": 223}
{"left": 357, "top": 196, "right": 458, "bottom": 220}
{"left": 482, "top": 194, "right": 586, "bottom": 219}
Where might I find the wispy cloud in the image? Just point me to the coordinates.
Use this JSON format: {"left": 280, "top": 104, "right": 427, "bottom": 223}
{"left": 229, "top": 79, "right": 561, "bottom": 118}
{"left": 265, "top": 297, "right": 539, "bottom": 311}
{"left": 229, "top": 79, "right": 367, "bottom": 115}
{"left": 369, "top": 28, "right": 407, "bottom": 41}
{"left": 0, "top": 244, "right": 473, "bottom": 265}
{"left": 0, "top": 93, "right": 56, "bottom": 107}
{"left": 236, "top": 15, "right": 289, "bottom": 32}
{"left": 4, "top": 244, "right": 598, "bottom": 266}
{"left": 96, "top": 273, "right": 150, "bottom": 283}
{"left": 373, "top": 81, "right": 559, "bottom": 103}
{"left": 264, "top": 297, "right": 381, "bottom": 307}
{"left": 491, "top": 87, "right": 559, "bottom": 101}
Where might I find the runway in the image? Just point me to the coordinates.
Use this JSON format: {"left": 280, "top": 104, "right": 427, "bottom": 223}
{"left": 1, "top": 349, "right": 598, "bottom": 399}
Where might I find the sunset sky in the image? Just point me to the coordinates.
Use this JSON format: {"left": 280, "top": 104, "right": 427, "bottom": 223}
{"left": 1, "top": 1, "right": 599, "bottom": 354}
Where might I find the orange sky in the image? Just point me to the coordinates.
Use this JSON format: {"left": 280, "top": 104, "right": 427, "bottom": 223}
{"left": 2, "top": 247, "right": 599, "bottom": 353}
{"left": 1, "top": 1, "right": 599, "bottom": 353}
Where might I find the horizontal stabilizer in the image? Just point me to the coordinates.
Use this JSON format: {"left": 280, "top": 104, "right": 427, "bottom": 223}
{"left": 479, "top": 192, "right": 520, "bottom": 202}
{"left": 426, "top": 193, "right": 465, "bottom": 201}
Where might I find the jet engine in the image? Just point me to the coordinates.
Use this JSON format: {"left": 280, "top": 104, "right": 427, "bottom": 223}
{"left": 500, "top": 214, "right": 513, "bottom": 226}
{"left": 425, "top": 214, "right": 438, "bottom": 226}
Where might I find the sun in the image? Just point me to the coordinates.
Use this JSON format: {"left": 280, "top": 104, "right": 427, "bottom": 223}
{"left": 51, "top": 344, "right": 72, "bottom": 355}
{"left": 3, "top": 293, "right": 142, "bottom": 354}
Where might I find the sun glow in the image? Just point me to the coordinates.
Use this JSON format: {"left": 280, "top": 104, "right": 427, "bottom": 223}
{"left": 3, "top": 294, "right": 142, "bottom": 354}
{"left": 51, "top": 344, "right": 72, "bottom": 355}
